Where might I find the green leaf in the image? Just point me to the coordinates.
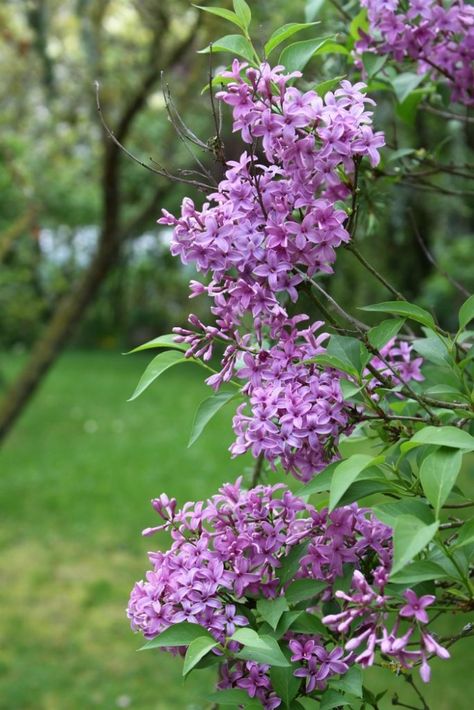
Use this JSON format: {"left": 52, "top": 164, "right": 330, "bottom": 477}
{"left": 329, "top": 454, "right": 382, "bottom": 511}
{"left": 454, "top": 517, "right": 474, "bottom": 549}
{"left": 360, "top": 301, "right": 436, "bottom": 329}
{"left": 207, "top": 689, "right": 256, "bottom": 706}
{"left": 305, "top": 353, "right": 359, "bottom": 378}
{"left": 389, "top": 560, "right": 448, "bottom": 585}
{"left": 338, "top": 479, "right": 394, "bottom": 506}
{"left": 296, "top": 461, "right": 337, "bottom": 497}
{"left": 362, "top": 53, "right": 388, "bottom": 79}
{"left": 320, "top": 689, "right": 354, "bottom": 710}
{"left": 327, "top": 334, "right": 370, "bottom": 375}
{"left": 425, "top": 385, "right": 469, "bottom": 402}
{"left": 198, "top": 35, "right": 255, "bottom": 63}
{"left": 139, "top": 622, "right": 214, "bottom": 650}
{"left": 315, "top": 75, "right": 347, "bottom": 96}
{"left": 396, "top": 89, "right": 424, "bottom": 125}
{"left": 408, "top": 426, "right": 474, "bottom": 452}
{"left": 128, "top": 350, "right": 189, "bottom": 401}
{"left": 285, "top": 579, "right": 327, "bottom": 605}
{"left": 126, "top": 333, "right": 188, "bottom": 354}
{"left": 257, "top": 597, "right": 289, "bottom": 630}
{"left": 459, "top": 294, "right": 474, "bottom": 331}
{"left": 274, "top": 610, "right": 303, "bottom": 638}
{"left": 412, "top": 333, "right": 450, "bottom": 366}
{"left": 305, "top": 0, "right": 326, "bottom": 22}
{"left": 182, "top": 636, "right": 217, "bottom": 676}
{"left": 233, "top": 0, "right": 251, "bottom": 28}
{"left": 279, "top": 37, "right": 332, "bottom": 73}
{"left": 194, "top": 5, "right": 244, "bottom": 30}
{"left": 265, "top": 22, "right": 319, "bottom": 56}
{"left": 391, "top": 72, "right": 425, "bottom": 103}
{"left": 349, "top": 8, "right": 368, "bottom": 40}
{"left": 188, "top": 392, "right": 236, "bottom": 447}
{"left": 367, "top": 319, "right": 405, "bottom": 351}
{"left": 330, "top": 665, "right": 363, "bottom": 698}
{"left": 420, "top": 447, "right": 463, "bottom": 517}
{"left": 289, "top": 611, "right": 326, "bottom": 635}
{"left": 316, "top": 41, "right": 349, "bottom": 55}
{"left": 232, "top": 630, "right": 290, "bottom": 667}
{"left": 391, "top": 515, "right": 439, "bottom": 576}
{"left": 278, "top": 541, "right": 309, "bottom": 585}
{"left": 230, "top": 628, "right": 264, "bottom": 647}
{"left": 387, "top": 147, "right": 416, "bottom": 163}
{"left": 339, "top": 379, "right": 364, "bottom": 399}
{"left": 373, "top": 499, "right": 435, "bottom": 527}
{"left": 270, "top": 665, "right": 300, "bottom": 707}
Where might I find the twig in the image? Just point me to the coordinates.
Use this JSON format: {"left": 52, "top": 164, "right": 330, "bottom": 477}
{"left": 251, "top": 452, "right": 265, "bottom": 488}
{"left": 404, "top": 674, "right": 429, "bottom": 710}
{"left": 328, "top": 0, "right": 353, "bottom": 22}
{"left": 409, "top": 211, "right": 470, "bottom": 298}
{"left": 392, "top": 697, "right": 421, "bottom": 710}
{"left": 441, "top": 622, "right": 474, "bottom": 649}
{"left": 95, "top": 82, "right": 213, "bottom": 192}
{"left": 297, "top": 270, "right": 370, "bottom": 332}
{"left": 346, "top": 243, "right": 407, "bottom": 301}
{"left": 439, "top": 520, "right": 464, "bottom": 530}
{"left": 208, "top": 45, "right": 225, "bottom": 166}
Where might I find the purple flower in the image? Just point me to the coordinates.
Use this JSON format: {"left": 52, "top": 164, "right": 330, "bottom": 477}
{"left": 400, "top": 590, "right": 436, "bottom": 624}
{"left": 356, "top": 0, "right": 474, "bottom": 106}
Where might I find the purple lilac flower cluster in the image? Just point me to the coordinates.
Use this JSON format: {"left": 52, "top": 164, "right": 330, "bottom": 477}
{"left": 128, "top": 479, "right": 447, "bottom": 706}
{"left": 160, "top": 63, "right": 384, "bottom": 335}
{"left": 323, "top": 571, "right": 449, "bottom": 684}
{"left": 158, "top": 62, "right": 393, "bottom": 480}
{"left": 218, "top": 661, "right": 282, "bottom": 709}
{"left": 174, "top": 317, "right": 423, "bottom": 481}
{"left": 366, "top": 337, "right": 424, "bottom": 392}
{"left": 230, "top": 318, "right": 350, "bottom": 482}
{"left": 356, "top": 0, "right": 474, "bottom": 106}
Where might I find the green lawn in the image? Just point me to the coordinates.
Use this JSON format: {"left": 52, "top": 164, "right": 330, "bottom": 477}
{"left": 0, "top": 351, "right": 472, "bottom": 709}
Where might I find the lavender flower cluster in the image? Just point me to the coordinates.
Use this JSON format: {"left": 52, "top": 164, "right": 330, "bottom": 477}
{"left": 357, "top": 0, "right": 474, "bottom": 106}
{"left": 127, "top": 480, "right": 448, "bottom": 708}
{"left": 367, "top": 336, "right": 424, "bottom": 391}
{"left": 160, "top": 63, "right": 384, "bottom": 336}
{"left": 160, "top": 63, "right": 395, "bottom": 479}
{"left": 230, "top": 318, "right": 350, "bottom": 482}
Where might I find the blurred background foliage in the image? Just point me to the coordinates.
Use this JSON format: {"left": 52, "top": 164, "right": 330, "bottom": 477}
{"left": 0, "top": 0, "right": 473, "bottom": 708}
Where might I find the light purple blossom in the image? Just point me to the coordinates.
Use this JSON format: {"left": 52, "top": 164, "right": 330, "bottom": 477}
{"left": 356, "top": 0, "right": 474, "bottom": 106}
{"left": 400, "top": 589, "right": 436, "bottom": 623}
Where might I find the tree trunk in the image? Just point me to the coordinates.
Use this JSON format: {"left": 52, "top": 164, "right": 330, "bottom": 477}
{"left": 0, "top": 231, "right": 119, "bottom": 440}
{"left": 0, "top": 15, "right": 197, "bottom": 444}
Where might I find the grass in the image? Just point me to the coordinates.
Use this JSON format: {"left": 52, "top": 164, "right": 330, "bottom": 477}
{"left": 0, "top": 351, "right": 472, "bottom": 709}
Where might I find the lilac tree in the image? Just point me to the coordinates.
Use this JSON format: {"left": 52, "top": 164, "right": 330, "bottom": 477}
{"left": 126, "top": 2, "right": 474, "bottom": 707}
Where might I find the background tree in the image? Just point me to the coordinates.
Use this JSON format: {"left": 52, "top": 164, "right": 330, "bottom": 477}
{"left": 0, "top": 0, "right": 204, "bottom": 440}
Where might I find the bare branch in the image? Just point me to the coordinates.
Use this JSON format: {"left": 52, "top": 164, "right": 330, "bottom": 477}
{"left": 95, "top": 82, "right": 213, "bottom": 192}
{"left": 408, "top": 210, "right": 471, "bottom": 298}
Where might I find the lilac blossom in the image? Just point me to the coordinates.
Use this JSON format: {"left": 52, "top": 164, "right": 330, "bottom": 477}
{"left": 128, "top": 479, "right": 447, "bottom": 704}
{"left": 323, "top": 569, "right": 449, "bottom": 684}
{"left": 366, "top": 337, "right": 424, "bottom": 388}
{"left": 160, "top": 64, "right": 383, "bottom": 333}
{"left": 230, "top": 319, "right": 350, "bottom": 481}
{"left": 400, "top": 589, "right": 435, "bottom": 623}
{"left": 356, "top": 0, "right": 474, "bottom": 106}
{"left": 157, "top": 62, "right": 390, "bottom": 480}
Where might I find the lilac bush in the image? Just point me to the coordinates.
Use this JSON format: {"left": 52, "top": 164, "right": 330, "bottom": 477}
{"left": 126, "top": 2, "right": 474, "bottom": 708}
